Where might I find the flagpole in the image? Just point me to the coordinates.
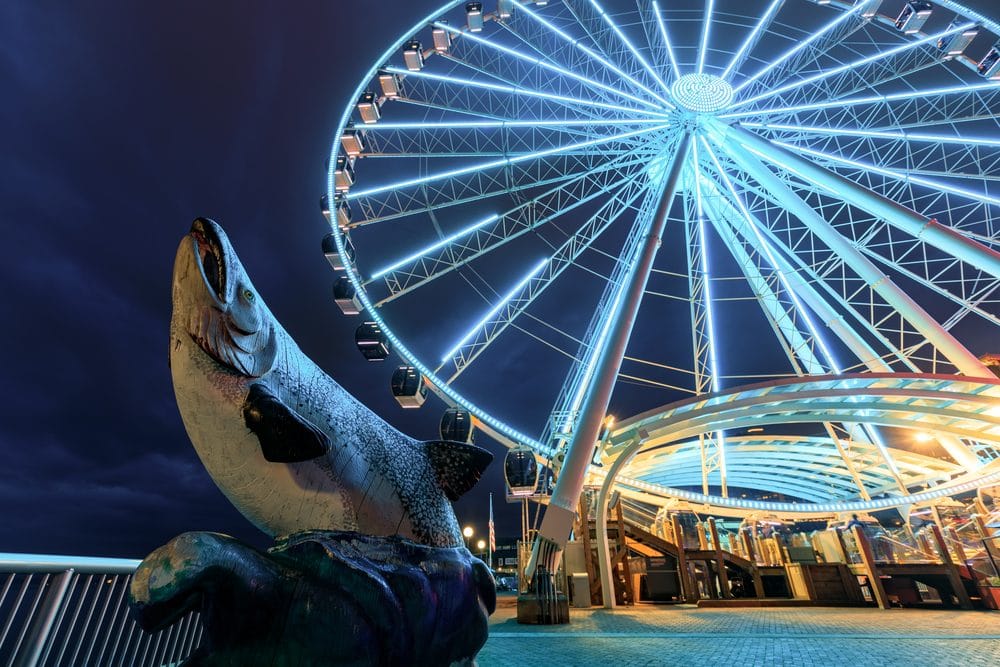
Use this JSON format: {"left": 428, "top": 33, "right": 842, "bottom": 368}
{"left": 488, "top": 492, "right": 494, "bottom": 571}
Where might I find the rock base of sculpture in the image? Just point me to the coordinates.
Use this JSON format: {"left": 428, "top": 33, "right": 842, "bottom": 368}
{"left": 129, "top": 530, "right": 496, "bottom": 666}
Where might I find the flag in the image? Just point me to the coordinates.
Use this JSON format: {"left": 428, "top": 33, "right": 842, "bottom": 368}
{"left": 488, "top": 492, "right": 496, "bottom": 553}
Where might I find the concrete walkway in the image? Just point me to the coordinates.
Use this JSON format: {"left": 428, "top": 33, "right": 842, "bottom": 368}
{"left": 479, "top": 599, "right": 1000, "bottom": 666}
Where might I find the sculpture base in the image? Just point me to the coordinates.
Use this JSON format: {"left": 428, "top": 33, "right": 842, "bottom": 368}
{"left": 516, "top": 592, "right": 570, "bottom": 625}
{"left": 129, "top": 530, "right": 496, "bottom": 665}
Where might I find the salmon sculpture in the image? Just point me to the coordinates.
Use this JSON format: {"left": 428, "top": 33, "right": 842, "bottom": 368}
{"left": 129, "top": 219, "right": 495, "bottom": 666}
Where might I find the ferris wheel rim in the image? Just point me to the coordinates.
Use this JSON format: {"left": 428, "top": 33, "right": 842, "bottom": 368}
{"left": 323, "top": 0, "right": 1000, "bottom": 492}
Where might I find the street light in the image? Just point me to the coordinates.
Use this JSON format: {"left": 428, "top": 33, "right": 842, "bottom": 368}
{"left": 463, "top": 525, "right": 473, "bottom": 548}
{"left": 476, "top": 539, "right": 486, "bottom": 558}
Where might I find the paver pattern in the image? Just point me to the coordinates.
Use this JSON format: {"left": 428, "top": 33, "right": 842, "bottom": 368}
{"left": 479, "top": 600, "right": 1000, "bottom": 666}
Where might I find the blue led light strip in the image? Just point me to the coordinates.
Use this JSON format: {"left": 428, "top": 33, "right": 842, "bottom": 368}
{"left": 587, "top": 0, "right": 672, "bottom": 95}
{"left": 720, "top": 0, "right": 784, "bottom": 81}
{"left": 722, "top": 82, "right": 1000, "bottom": 119}
{"left": 347, "top": 122, "right": 669, "bottom": 200}
{"left": 697, "top": 0, "right": 715, "bottom": 74}
{"left": 734, "top": 23, "right": 976, "bottom": 110}
{"left": 733, "top": 2, "right": 868, "bottom": 95}
{"left": 766, "top": 140, "right": 1000, "bottom": 208}
{"left": 431, "top": 21, "right": 662, "bottom": 110}
{"left": 650, "top": 0, "right": 682, "bottom": 80}
{"left": 384, "top": 66, "right": 671, "bottom": 118}
{"left": 370, "top": 214, "right": 499, "bottom": 279}
{"left": 441, "top": 258, "right": 549, "bottom": 361}
{"left": 512, "top": 1, "right": 674, "bottom": 108}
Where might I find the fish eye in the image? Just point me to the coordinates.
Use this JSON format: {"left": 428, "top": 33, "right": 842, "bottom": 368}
{"left": 243, "top": 289, "right": 255, "bottom": 302}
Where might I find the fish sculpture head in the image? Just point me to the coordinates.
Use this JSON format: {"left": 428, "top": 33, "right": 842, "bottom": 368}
{"left": 172, "top": 217, "right": 278, "bottom": 378}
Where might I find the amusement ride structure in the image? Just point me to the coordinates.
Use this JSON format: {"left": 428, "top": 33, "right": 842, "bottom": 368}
{"left": 322, "top": 0, "right": 1000, "bottom": 610}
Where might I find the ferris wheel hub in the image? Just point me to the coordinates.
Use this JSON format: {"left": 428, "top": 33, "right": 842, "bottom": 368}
{"left": 671, "top": 73, "right": 734, "bottom": 113}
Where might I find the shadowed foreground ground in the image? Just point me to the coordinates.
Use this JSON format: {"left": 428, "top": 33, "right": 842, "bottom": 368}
{"left": 479, "top": 597, "right": 1000, "bottom": 666}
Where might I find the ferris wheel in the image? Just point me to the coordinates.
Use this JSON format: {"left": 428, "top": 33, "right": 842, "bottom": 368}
{"left": 323, "top": 0, "right": 1000, "bottom": 514}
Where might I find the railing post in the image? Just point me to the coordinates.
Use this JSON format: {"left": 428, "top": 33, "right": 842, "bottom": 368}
{"left": 15, "top": 569, "right": 74, "bottom": 667}
{"left": 928, "top": 524, "right": 973, "bottom": 610}
{"left": 853, "top": 526, "right": 890, "bottom": 610}
{"left": 672, "top": 515, "right": 695, "bottom": 603}
{"left": 708, "top": 518, "right": 731, "bottom": 598}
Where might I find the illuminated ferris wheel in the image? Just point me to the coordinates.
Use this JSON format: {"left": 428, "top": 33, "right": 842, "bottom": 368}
{"left": 323, "top": 0, "right": 1000, "bottom": 516}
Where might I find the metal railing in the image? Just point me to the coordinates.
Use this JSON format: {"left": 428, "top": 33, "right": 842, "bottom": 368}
{"left": 0, "top": 554, "right": 202, "bottom": 667}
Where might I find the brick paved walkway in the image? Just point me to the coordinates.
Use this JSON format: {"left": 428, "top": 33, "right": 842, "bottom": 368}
{"left": 478, "top": 599, "right": 1000, "bottom": 666}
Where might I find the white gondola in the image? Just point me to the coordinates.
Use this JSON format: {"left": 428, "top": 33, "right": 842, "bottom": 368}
{"left": 504, "top": 446, "right": 540, "bottom": 497}
{"left": 340, "top": 126, "right": 366, "bottom": 158}
{"left": 403, "top": 40, "right": 425, "bottom": 71}
{"left": 334, "top": 155, "right": 355, "bottom": 192}
{"left": 466, "top": 2, "right": 484, "bottom": 32}
{"left": 391, "top": 366, "right": 428, "bottom": 408}
{"left": 805, "top": 0, "right": 856, "bottom": 9}
{"left": 320, "top": 193, "right": 330, "bottom": 223}
{"left": 355, "top": 321, "right": 391, "bottom": 361}
{"left": 498, "top": 0, "right": 514, "bottom": 19}
{"left": 356, "top": 91, "right": 381, "bottom": 124}
{"left": 979, "top": 41, "right": 1000, "bottom": 79}
{"left": 861, "top": 0, "right": 887, "bottom": 20}
{"left": 440, "top": 408, "right": 475, "bottom": 444}
{"left": 334, "top": 195, "right": 352, "bottom": 230}
{"left": 379, "top": 70, "right": 402, "bottom": 99}
{"left": 894, "top": 2, "right": 932, "bottom": 35}
{"left": 938, "top": 20, "right": 979, "bottom": 56}
{"left": 333, "top": 276, "right": 363, "bottom": 315}
{"left": 432, "top": 21, "right": 452, "bottom": 53}
{"left": 322, "top": 233, "right": 355, "bottom": 271}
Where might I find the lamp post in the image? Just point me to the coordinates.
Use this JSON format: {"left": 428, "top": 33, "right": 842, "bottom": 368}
{"left": 462, "top": 525, "right": 473, "bottom": 549}
{"left": 476, "top": 539, "right": 487, "bottom": 559}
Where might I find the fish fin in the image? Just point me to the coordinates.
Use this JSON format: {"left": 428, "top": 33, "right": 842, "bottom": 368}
{"left": 242, "top": 383, "right": 330, "bottom": 463}
{"left": 424, "top": 440, "right": 493, "bottom": 501}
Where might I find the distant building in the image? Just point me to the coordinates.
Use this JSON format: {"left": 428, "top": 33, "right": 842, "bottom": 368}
{"left": 492, "top": 538, "right": 519, "bottom": 573}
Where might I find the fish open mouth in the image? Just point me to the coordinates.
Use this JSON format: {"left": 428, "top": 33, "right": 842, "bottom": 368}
{"left": 190, "top": 218, "right": 227, "bottom": 303}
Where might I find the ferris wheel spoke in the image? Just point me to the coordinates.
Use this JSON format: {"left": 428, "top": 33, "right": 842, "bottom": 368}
{"left": 432, "top": 20, "right": 663, "bottom": 111}
{"left": 367, "top": 154, "right": 652, "bottom": 304}
{"left": 360, "top": 124, "right": 611, "bottom": 159}
{"left": 699, "top": 175, "right": 830, "bottom": 376}
{"left": 697, "top": 0, "right": 715, "bottom": 75}
{"left": 732, "top": 1, "right": 869, "bottom": 98}
{"left": 584, "top": 0, "right": 672, "bottom": 95}
{"left": 511, "top": 1, "right": 673, "bottom": 108}
{"left": 768, "top": 139, "right": 1000, "bottom": 205}
{"left": 741, "top": 124, "right": 1000, "bottom": 192}
{"left": 723, "top": 82, "right": 1000, "bottom": 124}
{"left": 644, "top": 1, "right": 681, "bottom": 81}
{"left": 719, "top": 0, "right": 784, "bottom": 82}
{"left": 346, "top": 122, "right": 667, "bottom": 201}
{"left": 715, "top": 135, "right": 991, "bottom": 376}
{"left": 712, "top": 120, "right": 1000, "bottom": 283}
{"left": 352, "top": 149, "right": 653, "bottom": 226}
{"left": 438, "top": 172, "right": 657, "bottom": 382}
{"left": 385, "top": 66, "right": 670, "bottom": 119}
{"left": 733, "top": 23, "right": 973, "bottom": 112}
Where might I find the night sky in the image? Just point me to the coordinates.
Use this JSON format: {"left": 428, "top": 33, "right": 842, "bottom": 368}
{"left": 2, "top": 0, "right": 997, "bottom": 559}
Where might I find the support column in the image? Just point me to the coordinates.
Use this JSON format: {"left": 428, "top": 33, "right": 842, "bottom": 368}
{"left": 522, "top": 133, "right": 693, "bottom": 623}
{"left": 711, "top": 119, "right": 1000, "bottom": 281}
